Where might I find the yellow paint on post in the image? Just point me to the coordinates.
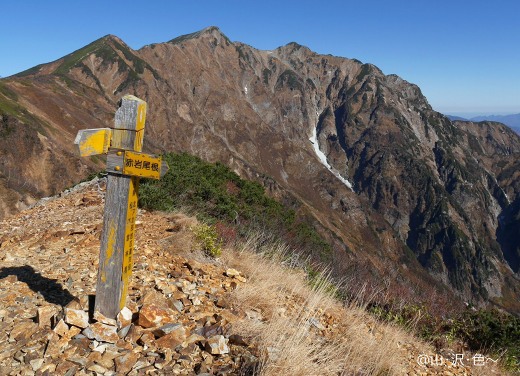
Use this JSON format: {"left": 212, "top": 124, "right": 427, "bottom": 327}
{"left": 101, "top": 222, "right": 117, "bottom": 283}
{"left": 135, "top": 102, "right": 146, "bottom": 131}
{"left": 133, "top": 102, "right": 146, "bottom": 151}
{"left": 74, "top": 128, "right": 112, "bottom": 157}
{"left": 119, "top": 176, "right": 139, "bottom": 309}
{"left": 123, "top": 151, "right": 162, "bottom": 180}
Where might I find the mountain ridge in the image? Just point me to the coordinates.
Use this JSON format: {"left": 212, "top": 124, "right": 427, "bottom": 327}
{"left": 1, "top": 27, "right": 519, "bottom": 313}
{"left": 447, "top": 114, "right": 520, "bottom": 134}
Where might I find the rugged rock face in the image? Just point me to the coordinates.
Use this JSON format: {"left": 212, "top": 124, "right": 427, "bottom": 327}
{"left": 1, "top": 27, "right": 519, "bottom": 312}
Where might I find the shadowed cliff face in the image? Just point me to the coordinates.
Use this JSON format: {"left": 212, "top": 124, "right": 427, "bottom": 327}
{"left": 0, "top": 27, "right": 519, "bottom": 312}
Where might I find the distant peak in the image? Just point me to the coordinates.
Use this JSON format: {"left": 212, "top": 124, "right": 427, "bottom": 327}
{"left": 101, "top": 34, "right": 128, "bottom": 46}
{"left": 285, "top": 41, "right": 309, "bottom": 51}
{"left": 274, "top": 41, "right": 312, "bottom": 55}
{"left": 201, "top": 26, "right": 222, "bottom": 34}
{"left": 200, "top": 26, "right": 231, "bottom": 41}
{"left": 286, "top": 41, "right": 304, "bottom": 48}
{"left": 168, "top": 26, "right": 231, "bottom": 45}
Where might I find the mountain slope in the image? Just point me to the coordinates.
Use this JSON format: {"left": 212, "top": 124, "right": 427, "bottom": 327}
{"left": 471, "top": 113, "right": 520, "bottom": 131}
{"left": 0, "top": 27, "right": 519, "bottom": 312}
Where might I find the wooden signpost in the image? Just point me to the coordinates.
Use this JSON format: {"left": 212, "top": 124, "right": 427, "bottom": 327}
{"left": 74, "top": 95, "right": 169, "bottom": 318}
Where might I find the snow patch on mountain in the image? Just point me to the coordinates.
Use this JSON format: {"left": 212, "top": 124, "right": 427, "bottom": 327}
{"left": 309, "top": 125, "right": 353, "bottom": 190}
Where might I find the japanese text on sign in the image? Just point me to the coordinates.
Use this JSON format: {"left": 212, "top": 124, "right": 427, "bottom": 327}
{"left": 123, "top": 151, "right": 162, "bottom": 179}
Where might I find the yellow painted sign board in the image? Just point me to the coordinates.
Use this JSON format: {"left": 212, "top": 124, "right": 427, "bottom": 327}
{"left": 123, "top": 151, "right": 162, "bottom": 180}
{"left": 74, "top": 128, "right": 112, "bottom": 157}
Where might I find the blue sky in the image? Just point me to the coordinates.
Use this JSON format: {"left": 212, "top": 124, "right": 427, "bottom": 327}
{"left": 1, "top": 0, "right": 519, "bottom": 116}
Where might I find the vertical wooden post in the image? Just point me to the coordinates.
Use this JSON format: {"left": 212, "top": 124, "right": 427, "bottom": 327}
{"left": 94, "top": 95, "right": 146, "bottom": 318}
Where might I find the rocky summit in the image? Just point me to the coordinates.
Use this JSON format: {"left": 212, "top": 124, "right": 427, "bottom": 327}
{"left": 0, "top": 26, "right": 519, "bottom": 312}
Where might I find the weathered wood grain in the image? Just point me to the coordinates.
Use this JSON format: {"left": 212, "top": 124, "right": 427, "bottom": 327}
{"left": 94, "top": 95, "right": 146, "bottom": 317}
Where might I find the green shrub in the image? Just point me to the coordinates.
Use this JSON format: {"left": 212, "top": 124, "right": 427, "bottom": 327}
{"left": 0, "top": 82, "right": 18, "bottom": 101}
{"left": 193, "top": 223, "right": 222, "bottom": 257}
{"left": 262, "top": 68, "right": 271, "bottom": 85}
{"left": 369, "top": 303, "right": 520, "bottom": 372}
{"left": 275, "top": 70, "right": 303, "bottom": 91}
{"left": 453, "top": 309, "right": 520, "bottom": 371}
{"left": 138, "top": 152, "right": 331, "bottom": 260}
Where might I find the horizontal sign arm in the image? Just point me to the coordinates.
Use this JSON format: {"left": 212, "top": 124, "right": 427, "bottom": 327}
{"left": 74, "top": 128, "right": 112, "bottom": 157}
{"left": 107, "top": 150, "right": 169, "bottom": 179}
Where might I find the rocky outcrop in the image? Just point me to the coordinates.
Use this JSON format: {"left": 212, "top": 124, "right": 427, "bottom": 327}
{"left": 0, "top": 27, "right": 519, "bottom": 312}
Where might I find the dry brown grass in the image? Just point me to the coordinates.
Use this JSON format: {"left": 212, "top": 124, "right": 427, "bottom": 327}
{"left": 222, "top": 233, "right": 417, "bottom": 376}
{"left": 161, "top": 219, "right": 510, "bottom": 375}
{"left": 155, "top": 211, "right": 199, "bottom": 254}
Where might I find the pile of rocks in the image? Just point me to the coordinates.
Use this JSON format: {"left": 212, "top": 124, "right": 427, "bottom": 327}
{"left": 0, "top": 180, "right": 258, "bottom": 375}
{"left": 2, "top": 261, "right": 257, "bottom": 375}
{"left": 0, "top": 248, "right": 259, "bottom": 375}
